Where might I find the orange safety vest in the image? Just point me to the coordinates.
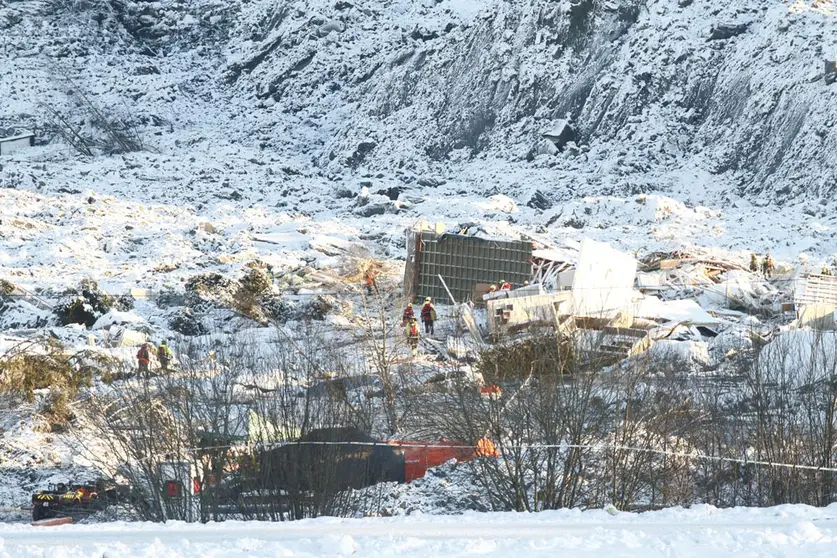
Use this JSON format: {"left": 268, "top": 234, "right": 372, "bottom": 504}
{"left": 137, "top": 346, "right": 149, "bottom": 363}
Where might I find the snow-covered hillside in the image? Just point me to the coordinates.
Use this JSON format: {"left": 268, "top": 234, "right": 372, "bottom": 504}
{"left": 1, "top": 0, "right": 837, "bottom": 279}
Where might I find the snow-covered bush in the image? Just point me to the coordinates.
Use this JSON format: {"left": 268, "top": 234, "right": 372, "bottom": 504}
{"left": 184, "top": 273, "right": 239, "bottom": 312}
{"left": 168, "top": 307, "right": 207, "bottom": 336}
{"left": 239, "top": 261, "right": 275, "bottom": 296}
{"left": 0, "top": 279, "right": 15, "bottom": 296}
{"left": 301, "top": 295, "right": 335, "bottom": 321}
{"left": 54, "top": 278, "right": 114, "bottom": 328}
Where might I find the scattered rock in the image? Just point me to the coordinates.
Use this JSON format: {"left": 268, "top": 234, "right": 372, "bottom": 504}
{"left": 564, "top": 216, "right": 586, "bottom": 229}
{"left": 376, "top": 186, "right": 404, "bottom": 201}
{"left": 318, "top": 20, "right": 345, "bottom": 36}
{"left": 417, "top": 177, "right": 444, "bottom": 188}
{"left": 353, "top": 200, "right": 400, "bottom": 217}
{"left": 826, "top": 58, "right": 837, "bottom": 85}
{"left": 410, "top": 28, "right": 439, "bottom": 42}
{"left": 542, "top": 120, "right": 576, "bottom": 151}
{"left": 334, "top": 187, "right": 356, "bottom": 199}
{"left": 708, "top": 23, "right": 750, "bottom": 41}
{"left": 197, "top": 222, "right": 217, "bottom": 234}
{"left": 346, "top": 140, "right": 377, "bottom": 168}
{"left": 537, "top": 139, "right": 559, "bottom": 156}
{"left": 527, "top": 190, "right": 552, "bottom": 211}
{"left": 134, "top": 65, "right": 160, "bottom": 75}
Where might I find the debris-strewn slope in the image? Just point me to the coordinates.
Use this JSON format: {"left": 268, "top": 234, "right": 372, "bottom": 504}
{"left": 3, "top": 0, "right": 837, "bottom": 207}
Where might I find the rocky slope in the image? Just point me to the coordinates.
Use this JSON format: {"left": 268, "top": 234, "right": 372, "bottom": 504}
{"left": 0, "top": 0, "right": 836, "bottom": 287}
{"left": 2, "top": 0, "right": 836, "bottom": 202}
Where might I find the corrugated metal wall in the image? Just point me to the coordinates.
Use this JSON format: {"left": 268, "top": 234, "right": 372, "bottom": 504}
{"left": 408, "top": 232, "right": 532, "bottom": 304}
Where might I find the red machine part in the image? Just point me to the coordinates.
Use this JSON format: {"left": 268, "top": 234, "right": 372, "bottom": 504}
{"left": 388, "top": 438, "right": 498, "bottom": 483}
{"left": 166, "top": 480, "right": 183, "bottom": 498}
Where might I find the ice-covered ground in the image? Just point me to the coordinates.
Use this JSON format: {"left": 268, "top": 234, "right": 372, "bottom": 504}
{"left": 6, "top": 505, "right": 837, "bottom": 556}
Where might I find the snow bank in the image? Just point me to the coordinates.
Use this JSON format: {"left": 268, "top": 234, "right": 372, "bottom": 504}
{"left": 633, "top": 297, "right": 719, "bottom": 325}
{"left": 3, "top": 504, "right": 837, "bottom": 556}
{"left": 91, "top": 310, "right": 145, "bottom": 331}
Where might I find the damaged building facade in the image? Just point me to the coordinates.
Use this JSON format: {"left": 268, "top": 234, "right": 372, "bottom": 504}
{"left": 403, "top": 223, "right": 533, "bottom": 304}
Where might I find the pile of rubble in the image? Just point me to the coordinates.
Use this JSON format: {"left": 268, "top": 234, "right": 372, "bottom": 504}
{"left": 440, "top": 238, "right": 837, "bottom": 374}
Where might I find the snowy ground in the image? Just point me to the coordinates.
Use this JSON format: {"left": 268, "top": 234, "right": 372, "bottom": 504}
{"left": 3, "top": 0, "right": 837, "bottom": 532}
{"left": 5, "top": 505, "right": 837, "bottom": 556}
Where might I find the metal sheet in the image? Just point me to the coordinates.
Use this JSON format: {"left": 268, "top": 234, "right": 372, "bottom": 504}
{"left": 407, "top": 231, "right": 532, "bottom": 304}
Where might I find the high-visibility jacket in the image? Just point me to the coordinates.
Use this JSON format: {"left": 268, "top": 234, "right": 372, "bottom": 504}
{"left": 158, "top": 345, "right": 172, "bottom": 359}
{"left": 421, "top": 303, "right": 436, "bottom": 322}
{"left": 406, "top": 322, "right": 419, "bottom": 339}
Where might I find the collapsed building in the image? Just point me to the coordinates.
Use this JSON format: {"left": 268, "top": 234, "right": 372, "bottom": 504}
{"left": 483, "top": 239, "right": 712, "bottom": 364}
{"left": 401, "top": 228, "right": 776, "bottom": 368}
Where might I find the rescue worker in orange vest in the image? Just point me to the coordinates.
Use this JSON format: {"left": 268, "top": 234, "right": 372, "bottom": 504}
{"left": 136, "top": 343, "right": 150, "bottom": 376}
{"left": 488, "top": 285, "right": 497, "bottom": 293}
{"left": 364, "top": 269, "right": 377, "bottom": 295}
{"left": 402, "top": 303, "right": 415, "bottom": 326}
{"left": 405, "top": 317, "right": 420, "bottom": 355}
{"left": 420, "top": 297, "right": 436, "bottom": 335}
{"left": 499, "top": 280, "right": 512, "bottom": 290}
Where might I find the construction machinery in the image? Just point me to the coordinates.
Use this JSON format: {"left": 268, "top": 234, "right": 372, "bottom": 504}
{"left": 31, "top": 480, "right": 127, "bottom": 522}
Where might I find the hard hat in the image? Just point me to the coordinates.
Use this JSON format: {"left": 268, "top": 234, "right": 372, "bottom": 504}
{"left": 425, "top": 297, "right": 431, "bottom": 302}
{"left": 407, "top": 303, "right": 413, "bottom": 307}
{"left": 161, "top": 340, "right": 167, "bottom": 345}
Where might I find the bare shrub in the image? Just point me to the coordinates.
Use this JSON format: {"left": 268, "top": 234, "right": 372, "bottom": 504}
{"left": 41, "top": 68, "right": 146, "bottom": 156}
{"left": 76, "top": 327, "right": 391, "bottom": 522}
